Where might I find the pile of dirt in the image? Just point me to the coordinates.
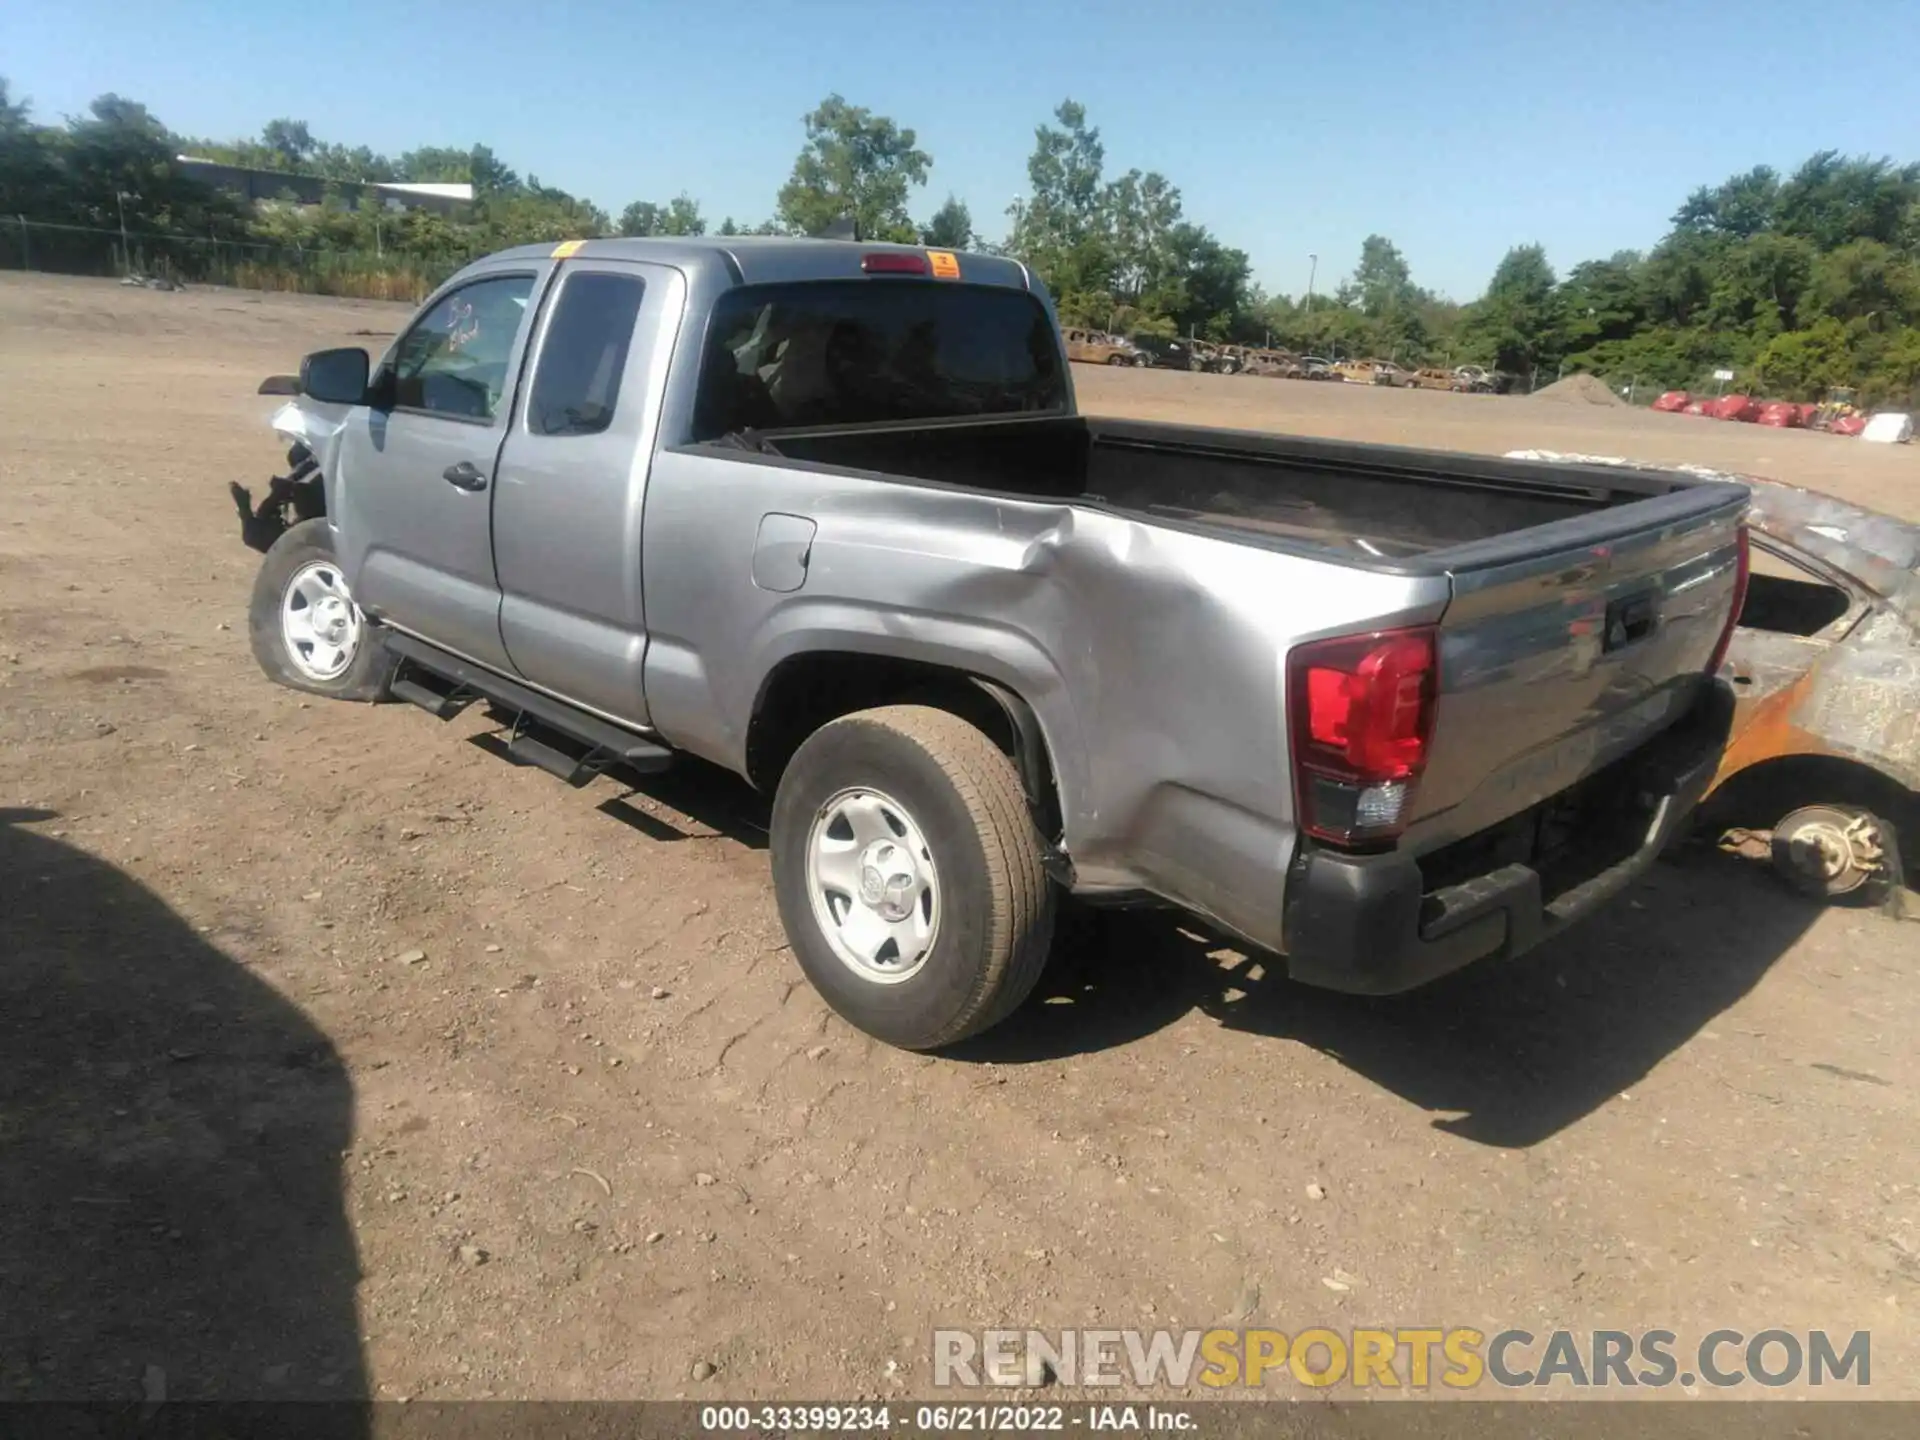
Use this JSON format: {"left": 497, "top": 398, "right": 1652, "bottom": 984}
{"left": 1528, "top": 372, "right": 1627, "bottom": 407}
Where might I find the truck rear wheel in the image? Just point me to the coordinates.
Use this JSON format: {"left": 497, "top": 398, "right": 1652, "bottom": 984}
{"left": 770, "top": 704, "right": 1056, "bottom": 1050}
{"left": 247, "top": 518, "right": 395, "bottom": 702}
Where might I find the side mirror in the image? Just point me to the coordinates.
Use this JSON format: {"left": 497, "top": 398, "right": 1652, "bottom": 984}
{"left": 299, "top": 347, "right": 371, "bottom": 405}
{"left": 257, "top": 373, "right": 302, "bottom": 396}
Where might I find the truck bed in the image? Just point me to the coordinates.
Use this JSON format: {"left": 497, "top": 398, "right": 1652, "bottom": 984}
{"left": 730, "top": 414, "right": 1685, "bottom": 569}
{"left": 696, "top": 412, "right": 1749, "bottom": 865}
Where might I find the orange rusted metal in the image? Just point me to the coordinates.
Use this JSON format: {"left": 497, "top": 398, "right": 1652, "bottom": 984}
{"left": 1706, "top": 670, "right": 1837, "bottom": 799}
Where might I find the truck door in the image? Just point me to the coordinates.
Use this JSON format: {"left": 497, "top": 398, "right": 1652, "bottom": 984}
{"left": 490, "top": 259, "right": 685, "bottom": 727}
{"left": 332, "top": 264, "right": 549, "bottom": 671}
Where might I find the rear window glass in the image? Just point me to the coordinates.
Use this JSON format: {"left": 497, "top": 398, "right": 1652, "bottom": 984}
{"left": 691, "top": 281, "right": 1067, "bottom": 439}
{"left": 529, "top": 271, "right": 646, "bottom": 437}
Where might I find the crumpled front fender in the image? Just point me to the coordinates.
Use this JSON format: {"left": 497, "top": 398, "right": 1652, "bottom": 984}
{"left": 269, "top": 398, "right": 348, "bottom": 481}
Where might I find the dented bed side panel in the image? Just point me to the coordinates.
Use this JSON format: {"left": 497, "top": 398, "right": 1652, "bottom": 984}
{"left": 637, "top": 447, "right": 1450, "bottom": 952}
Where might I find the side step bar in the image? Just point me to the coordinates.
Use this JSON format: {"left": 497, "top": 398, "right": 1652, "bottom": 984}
{"left": 390, "top": 671, "right": 472, "bottom": 720}
{"left": 383, "top": 631, "right": 672, "bottom": 782}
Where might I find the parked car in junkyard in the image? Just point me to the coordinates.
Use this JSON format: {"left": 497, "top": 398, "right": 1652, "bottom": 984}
{"left": 1238, "top": 348, "right": 1304, "bottom": 378}
{"left": 1129, "top": 335, "right": 1199, "bottom": 371}
{"left": 1335, "top": 358, "right": 1389, "bottom": 385}
{"left": 222, "top": 236, "right": 1750, "bottom": 1052}
{"left": 1508, "top": 451, "right": 1918, "bottom": 906}
{"left": 1062, "top": 326, "right": 1147, "bottom": 367}
{"left": 1188, "top": 341, "right": 1241, "bottom": 374}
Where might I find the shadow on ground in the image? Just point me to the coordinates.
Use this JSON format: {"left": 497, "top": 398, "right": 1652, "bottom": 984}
{"left": 962, "top": 843, "right": 1825, "bottom": 1148}
{"left": 464, "top": 727, "right": 771, "bottom": 851}
{"left": 472, "top": 734, "right": 1826, "bottom": 1151}
{"left": 0, "top": 809, "right": 364, "bottom": 1407}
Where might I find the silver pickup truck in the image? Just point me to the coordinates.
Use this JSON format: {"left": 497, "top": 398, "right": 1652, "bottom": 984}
{"left": 231, "top": 236, "right": 1750, "bottom": 1050}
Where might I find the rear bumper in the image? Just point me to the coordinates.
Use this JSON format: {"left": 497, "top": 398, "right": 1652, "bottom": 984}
{"left": 1281, "top": 680, "right": 1734, "bottom": 996}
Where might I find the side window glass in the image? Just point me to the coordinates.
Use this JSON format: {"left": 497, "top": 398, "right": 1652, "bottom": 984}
{"left": 528, "top": 272, "right": 647, "bottom": 437}
{"left": 392, "top": 273, "right": 536, "bottom": 422}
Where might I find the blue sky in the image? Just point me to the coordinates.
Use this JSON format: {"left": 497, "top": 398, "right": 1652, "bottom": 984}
{"left": 4, "top": 0, "right": 1914, "bottom": 300}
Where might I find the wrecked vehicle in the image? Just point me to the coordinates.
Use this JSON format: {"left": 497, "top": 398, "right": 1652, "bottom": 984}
{"left": 1509, "top": 451, "right": 1919, "bottom": 903}
{"left": 225, "top": 237, "right": 1749, "bottom": 1051}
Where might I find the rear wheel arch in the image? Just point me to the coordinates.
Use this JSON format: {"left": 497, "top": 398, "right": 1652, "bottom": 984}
{"left": 1701, "top": 752, "right": 1918, "bottom": 894}
{"left": 1704, "top": 753, "right": 1917, "bottom": 831}
{"left": 745, "top": 650, "right": 1068, "bottom": 847}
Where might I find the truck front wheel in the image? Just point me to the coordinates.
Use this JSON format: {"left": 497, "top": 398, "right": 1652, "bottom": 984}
{"left": 770, "top": 704, "right": 1056, "bottom": 1050}
{"left": 247, "top": 518, "right": 396, "bottom": 702}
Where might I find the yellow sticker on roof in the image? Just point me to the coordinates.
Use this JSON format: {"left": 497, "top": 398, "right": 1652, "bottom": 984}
{"left": 551, "top": 239, "right": 586, "bottom": 259}
{"left": 928, "top": 250, "right": 961, "bottom": 279}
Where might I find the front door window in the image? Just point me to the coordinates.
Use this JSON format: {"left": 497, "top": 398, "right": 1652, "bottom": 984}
{"left": 390, "top": 274, "right": 536, "bottom": 422}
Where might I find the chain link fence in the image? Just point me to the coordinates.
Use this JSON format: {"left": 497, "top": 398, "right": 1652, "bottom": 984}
{"left": 1, "top": 217, "right": 472, "bottom": 302}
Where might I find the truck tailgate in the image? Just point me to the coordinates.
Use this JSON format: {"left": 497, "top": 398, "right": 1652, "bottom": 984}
{"left": 1407, "top": 480, "right": 1748, "bottom": 851}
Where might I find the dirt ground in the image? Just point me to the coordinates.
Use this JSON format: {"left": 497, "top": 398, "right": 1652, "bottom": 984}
{"left": 2, "top": 273, "right": 1916, "bottom": 1406}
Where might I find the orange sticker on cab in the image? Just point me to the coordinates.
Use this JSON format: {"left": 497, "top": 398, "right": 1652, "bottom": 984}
{"left": 928, "top": 250, "right": 961, "bottom": 279}
{"left": 551, "top": 239, "right": 586, "bottom": 259}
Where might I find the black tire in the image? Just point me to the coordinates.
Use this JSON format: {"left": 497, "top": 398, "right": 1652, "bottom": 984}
{"left": 247, "top": 517, "right": 396, "bottom": 702}
{"left": 770, "top": 704, "right": 1056, "bottom": 1050}
{"left": 1106, "top": 353, "right": 1127, "bottom": 366}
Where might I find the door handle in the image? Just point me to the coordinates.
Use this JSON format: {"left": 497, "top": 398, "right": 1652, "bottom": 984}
{"left": 443, "top": 461, "right": 488, "bottom": 492}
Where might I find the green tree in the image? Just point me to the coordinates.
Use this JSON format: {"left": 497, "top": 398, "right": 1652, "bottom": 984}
{"left": 619, "top": 193, "right": 706, "bottom": 236}
{"left": 1012, "top": 100, "right": 1107, "bottom": 249}
{"left": 1005, "top": 102, "right": 1117, "bottom": 320}
{"left": 259, "top": 118, "right": 316, "bottom": 170}
{"left": 920, "top": 194, "right": 974, "bottom": 249}
{"left": 1163, "top": 222, "right": 1251, "bottom": 338}
{"left": 1805, "top": 238, "right": 1918, "bottom": 326}
{"left": 1672, "top": 165, "right": 1779, "bottom": 239}
{"left": 0, "top": 78, "right": 59, "bottom": 219}
{"left": 396, "top": 143, "right": 521, "bottom": 192}
{"left": 1352, "top": 234, "right": 1418, "bottom": 316}
{"left": 1464, "top": 244, "right": 1562, "bottom": 375}
{"left": 1710, "top": 233, "right": 1816, "bottom": 338}
{"left": 1559, "top": 251, "right": 1648, "bottom": 355}
{"left": 1775, "top": 151, "right": 1920, "bottom": 251}
{"left": 1755, "top": 317, "right": 1852, "bottom": 398}
{"left": 775, "top": 94, "right": 930, "bottom": 241}
{"left": 1104, "top": 168, "right": 1183, "bottom": 310}
{"left": 60, "top": 94, "right": 249, "bottom": 245}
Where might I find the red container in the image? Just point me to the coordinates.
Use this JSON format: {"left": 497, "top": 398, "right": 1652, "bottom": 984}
{"left": 1708, "top": 394, "right": 1760, "bottom": 421}
{"left": 1832, "top": 414, "right": 1868, "bottom": 437}
{"left": 1652, "top": 390, "right": 1691, "bottom": 413}
{"left": 1757, "top": 401, "right": 1802, "bottom": 428}
{"left": 1685, "top": 400, "right": 1712, "bottom": 415}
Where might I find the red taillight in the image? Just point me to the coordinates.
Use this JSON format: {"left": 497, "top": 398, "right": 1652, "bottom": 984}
{"left": 860, "top": 252, "right": 930, "bottom": 275}
{"left": 1288, "top": 626, "right": 1438, "bottom": 845}
{"left": 1706, "top": 523, "right": 1750, "bottom": 676}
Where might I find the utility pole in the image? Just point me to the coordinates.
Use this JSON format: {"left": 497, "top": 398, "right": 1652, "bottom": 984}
{"left": 1305, "top": 253, "right": 1318, "bottom": 314}
{"left": 115, "top": 190, "right": 133, "bottom": 274}
{"left": 16, "top": 215, "right": 28, "bottom": 271}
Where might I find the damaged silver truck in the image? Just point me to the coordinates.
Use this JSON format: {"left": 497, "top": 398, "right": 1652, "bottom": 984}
{"left": 229, "top": 236, "right": 1749, "bottom": 1049}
